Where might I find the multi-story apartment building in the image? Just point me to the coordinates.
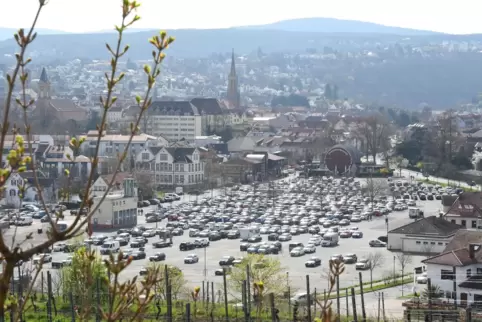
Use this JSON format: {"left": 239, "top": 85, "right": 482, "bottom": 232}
{"left": 135, "top": 146, "right": 205, "bottom": 188}
{"left": 122, "top": 101, "right": 202, "bottom": 142}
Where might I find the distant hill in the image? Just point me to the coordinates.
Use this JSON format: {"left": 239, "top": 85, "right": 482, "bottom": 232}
{"left": 240, "top": 17, "right": 442, "bottom": 35}
{"left": 0, "top": 28, "right": 68, "bottom": 41}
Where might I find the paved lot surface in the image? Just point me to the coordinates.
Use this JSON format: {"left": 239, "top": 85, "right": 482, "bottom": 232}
{"left": 7, "top": 180, "right": 443, "bottom": 298}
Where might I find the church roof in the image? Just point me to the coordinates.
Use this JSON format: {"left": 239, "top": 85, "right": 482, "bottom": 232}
{"left": 40, "top": 67, "right": 49, "bottom": 83}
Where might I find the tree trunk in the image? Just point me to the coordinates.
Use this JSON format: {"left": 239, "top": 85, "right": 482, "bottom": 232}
{"left": 370, "top": 270, "right": 373, "bottom": 289}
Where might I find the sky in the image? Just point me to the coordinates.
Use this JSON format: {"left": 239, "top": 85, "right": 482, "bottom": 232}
{"left": 2, "top": 0, "right": 482, "bottom": 34}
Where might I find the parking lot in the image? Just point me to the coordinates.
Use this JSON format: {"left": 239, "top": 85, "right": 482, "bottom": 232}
{"left": 7, "top": 174, "right": 448, "bottom": 294}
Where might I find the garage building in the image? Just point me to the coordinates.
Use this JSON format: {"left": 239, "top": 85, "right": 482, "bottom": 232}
{"left": 387, "top": 216, "right": 461, "bottom": 255}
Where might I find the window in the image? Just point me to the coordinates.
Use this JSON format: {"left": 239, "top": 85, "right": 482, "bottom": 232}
{"left": 441, "top": 269, "right": 455, "bottom": 280}
{"left": 180, "top": 164, "right": 184, "bottom": 172}
{"left": 467, "top": 269, "right": 472, "bottom": 278}
{"left": 142, "top": 153, "right": 149, "bottom": 160}
{"left": 175, "top": 164, "right": 179, "bottom": 172}
{"left": 431, "top": 242, "right": 435, "bottom": 245}
{"left": 423, "top": 241, "right": 428, "bottom": 245}
{"left": 180, "top": 175, "right": 184, "bottom": 183}
{"left": 159, "top": 154, "right": 168, "bottom": 161}
{"left": 473, "top": 221, "right": 478, "bottom": 228}
{"left": 416, "top": 241, "right": 421, "bottom": 244}
{"left": 168, "top": 164, "right": 172, "bottom": 171}
{"left": 438, "top": 242, "right": 443, "bottom": 245}
{"left": 477, "top": 268, "right": 482, "bottom": 276}
{"left": 462, "top": 220, "right": 467, "bottom": 227}
{"left": 156, "top": 163, "right": 160, "bottom": 171}
{"left": 451, "top": 220, "right": 456, "bottom": 224}
{"left": 9, "top": 189, "right": 15, "bottom": 196}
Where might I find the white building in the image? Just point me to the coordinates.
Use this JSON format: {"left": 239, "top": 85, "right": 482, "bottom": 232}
{"left": 442, "top": 192, "right": 482, "bottom": 230}
{"left": 123, "top": 101, "right": 202, "bottom": 142}
{"left": 3, "top": 171, "right": 57, "bottom": 208}
{"left": 135, "top": 146, "right": 205, "bottom": 187}
{"left": 423, "top": 230, "right": 482, "bottom": 306}
{"left": 387, "top": 216, "right": 461, "bottom": 255}
{"left": 90, "top": 174, "right": 138, "bottom": 230}
{"left": 106, "top": 105, "right": 124, "bottom": 124}
{"left": 81, "top": 130, "right": 157, "bottom": 159}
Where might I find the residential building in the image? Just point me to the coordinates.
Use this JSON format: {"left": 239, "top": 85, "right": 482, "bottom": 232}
{"left": 387, "top": 216, "right": 461, "bottom": 255}
{"left": 2, "top": 171, "right": 57, "bottom": 208}
{"left": 443, "top": 192, "right": 482, "bottom": 229}
{"left": 135, "top": 146, "right": 205, "bottom": 188}
{"left": 106, "top": 105, "right": 124, "bottom": 124}
{"left": 423, "top": 230, "right": 482, "bottom": 306}
{"left": 80, "top": 131, "right": 157, "bottom": 161}
{"left": 124, "top": 101, "right": 202, "bottom": 141}
{"left": 41, "top": 144, "right": 91, "bottom": 179}
{"left": 90, "top": 174, "right": 138, "bottom": 231}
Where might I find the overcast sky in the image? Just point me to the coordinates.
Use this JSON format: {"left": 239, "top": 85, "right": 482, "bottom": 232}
{"left": 2, "top": 0, "right": 481, "bottom": 34}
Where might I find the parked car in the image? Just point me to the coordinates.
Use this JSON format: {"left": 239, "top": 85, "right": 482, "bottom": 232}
{"left": 305, "top": 257, "right": 322, "bottom": 268}
{"left": 417, "top": 272, "right": 428, "bottom": 284}
{"left": 184, "top": 254, "right": 199, "bottom": 264}
{"left": 369, "top": 240, "right": 386, "bottom": 247}
{"left": 149, "top": 252, "right": 166, "bottom": 262}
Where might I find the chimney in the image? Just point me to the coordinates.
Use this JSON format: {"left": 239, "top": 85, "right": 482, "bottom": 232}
{"left": 469, "top": 243, "right": 480, "bottom": 259}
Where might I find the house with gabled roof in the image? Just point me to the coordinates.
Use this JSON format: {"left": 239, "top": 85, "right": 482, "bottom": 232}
{"left": 134, "top": 145, "right": 205, "bottom": 188}
{"left": 443, "top": 192, "right": 482, "bottom": 230}
{"left": 423, "top": 230, "right": 482, "bottom": 307}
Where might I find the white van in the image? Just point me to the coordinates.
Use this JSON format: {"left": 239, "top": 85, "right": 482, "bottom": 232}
{"left": 100, "top": 240, "right": 120, "bottom": 254}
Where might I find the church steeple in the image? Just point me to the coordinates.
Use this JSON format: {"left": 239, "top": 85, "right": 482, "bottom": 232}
{"left": 227, "top": 49, "right": 240, "bottom": 109}
{"left": 38, "top": 67, "right": 51, "bottom": 99}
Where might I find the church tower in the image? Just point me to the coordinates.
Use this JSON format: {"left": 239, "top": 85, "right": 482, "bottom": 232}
{"left": 226, "top": 49, "right": 240, "bottom": 109}
{"left": 38, "top": 67, "right": 51, "bottom": 99}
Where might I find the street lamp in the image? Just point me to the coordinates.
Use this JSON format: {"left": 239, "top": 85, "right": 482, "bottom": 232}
{"left": 393, "top": 256, "right": 396, "bottom": 278}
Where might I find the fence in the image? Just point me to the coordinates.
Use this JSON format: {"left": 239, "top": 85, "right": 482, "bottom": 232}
{"left": 2, "top": 267, "right": 475, "bottom": 322}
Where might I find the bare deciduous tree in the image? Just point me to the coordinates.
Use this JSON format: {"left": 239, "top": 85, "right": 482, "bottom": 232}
{"left": 363, "top": 176, "right": 388, "bottom": 212}
{"left": 396, "top": 253, "right": 413, "bottom": 296}
{"left": 355, "top": 114, "right": 390, "bottom": 163}
{"left": 367, "top": 252, "right": 385, "bottom": 288}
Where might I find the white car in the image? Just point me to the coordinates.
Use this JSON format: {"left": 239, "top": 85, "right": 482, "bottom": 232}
{"left": 184, "top": 254, "right": 199, "bottom": 264}
{"left": 417, "top": 272, "right": 428, "bottom": 284}
{"left": 62, "top": 256, "right": 73, "bottom": 266}
{"left": 308, "top": 238, "right": 321, "bottom": 246}
{"left": 290, "top": 247, "right": 305, "bottom": 257}
{"left": 303, "top": 245, "right": 316, "bottom": 254}
{"left": 142, "top": 230, "right": 156, "bottom": 238}
{"left": 33, "top": 253, "right": 52, "bottom": 264}
{"left": 53, "top": 243, "right": 66, "bottom": 252}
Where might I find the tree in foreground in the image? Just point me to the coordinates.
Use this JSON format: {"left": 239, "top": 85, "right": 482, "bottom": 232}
{"left": 396, "top": 252, "right": 413, "bottom": 296}
{"left": 0, "top": 0, "right": 174, "bottom": 320}
{"left": 228, "top": 254, "right": 289, "bottom": 300}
